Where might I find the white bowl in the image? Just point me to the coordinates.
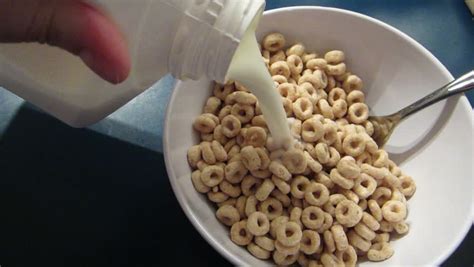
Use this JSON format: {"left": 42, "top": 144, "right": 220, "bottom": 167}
{"left": 164, "top": 6, "right": 473, "bottom": 266}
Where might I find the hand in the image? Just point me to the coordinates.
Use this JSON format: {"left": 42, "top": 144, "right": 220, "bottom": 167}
{"left": 0, "top": 0, "right": 131, "bottom": 84}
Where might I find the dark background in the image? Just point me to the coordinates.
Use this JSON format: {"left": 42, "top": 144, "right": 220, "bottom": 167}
{"left": 0, "top": 0, "right": 473, "bottom": 266}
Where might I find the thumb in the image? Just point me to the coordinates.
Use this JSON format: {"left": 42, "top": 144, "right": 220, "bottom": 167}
{"left": 0, "top": 0, "right": 131, "bottom": 84}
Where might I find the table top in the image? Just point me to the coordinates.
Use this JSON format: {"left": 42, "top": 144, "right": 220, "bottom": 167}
{"left": 0, "top": 0, "right": 472, "bottom": 266}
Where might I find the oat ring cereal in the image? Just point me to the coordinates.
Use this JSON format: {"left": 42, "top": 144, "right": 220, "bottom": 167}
{"left": 187, "top": 32, "right": 416, "bottom": 266}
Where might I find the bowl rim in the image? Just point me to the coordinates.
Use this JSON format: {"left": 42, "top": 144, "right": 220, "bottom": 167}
{"left": 164, "top": 6, "right": 473, "bottom": 266}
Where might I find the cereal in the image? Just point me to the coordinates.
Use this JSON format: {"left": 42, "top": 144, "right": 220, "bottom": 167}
{"left": 247, "top": 242, "right": 271, "bottom": 259}
{"left": 263, "top": 33, "right": 286, "bottom": 52}
{"left": 230, "top": 220, "right": 253, "bottom": 246}
{"left": 187, "top": 34, "right": 416, "bottom": 266}
{"left": 247, "top": 211, "right": 270, "bottom": 236}
{"left": 216, "top": 205, "right": 240, "bottom": 226}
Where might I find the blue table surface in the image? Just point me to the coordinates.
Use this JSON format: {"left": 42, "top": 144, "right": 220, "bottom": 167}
{"left": 0, "top": 1, "right": 472, "bottom": 266}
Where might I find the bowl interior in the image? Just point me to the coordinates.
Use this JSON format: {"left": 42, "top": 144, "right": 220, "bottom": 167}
{"left": 164, "top": 7, "right": 473, "bottom": 266}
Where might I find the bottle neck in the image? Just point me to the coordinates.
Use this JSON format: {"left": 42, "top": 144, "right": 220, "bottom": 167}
{"left": 169, "top": 0, "right": 265, "bottom": 83}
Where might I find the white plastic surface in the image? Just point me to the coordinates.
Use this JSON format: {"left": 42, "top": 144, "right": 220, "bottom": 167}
{"left": 0, "top": 0, "right": 264, "bottom": 127}
{"left": 164, "top": 7, "right": 474, "bottom": 266}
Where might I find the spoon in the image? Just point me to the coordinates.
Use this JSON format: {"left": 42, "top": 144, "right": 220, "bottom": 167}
{"left": 369, "top": 70, "right": 474, "bottom": 147}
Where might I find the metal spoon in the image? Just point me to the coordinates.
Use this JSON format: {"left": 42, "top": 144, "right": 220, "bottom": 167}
{"left": 369, "top": 70, "right": 474, "bottom": 147}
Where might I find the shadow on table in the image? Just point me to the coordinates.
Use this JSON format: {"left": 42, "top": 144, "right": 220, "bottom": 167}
{"left": 0, "top": 105, "right": 230, "bottom": 267}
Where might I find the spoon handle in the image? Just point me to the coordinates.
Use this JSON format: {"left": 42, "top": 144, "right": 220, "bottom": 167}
{"left": 397, "top": 70, "right": 474, "bottom": 119}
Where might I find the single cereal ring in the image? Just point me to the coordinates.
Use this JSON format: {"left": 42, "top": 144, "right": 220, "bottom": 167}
{"left": 271, "top": 175, "right": 291, "bottom": 195}
{"left": 196, "top": 160, "right": 209, "bottom": 171}
{"left": 286, "top": 43, "right": 305, "bottom": 57}
{"left": 304, "top": 151, "right": 323, "bottom": 173}
{"left": 255, "top": 179, "right": 275, "bottom": 202}
{"left": 231, "top": 103, "right": 254, "bottom": 124}
{"left": 290, "top": 119, "right": 302, "bottom": 139}
{"left": 191, "top": 170, "right": 210, "bottom": 193}
{"left": 271, "top": 189, "right": 291, "bottom": 207}
{"left": 326, "top": 63, "right": 346, "bottom": 76}
{"left": 247, "top": 242, "right": 271, "bottom": 259}
{"left": 201, "top": 132, "right": 213, "bottom": 142}
{"left": 300, "top": 230, "right": 321, "bottom": 255}
{"left": 281, "top": 97, "right": 293, "bottom": 117}
{"left": 306, "top": 58, "right": 327, "bottom": 70}
{"left": 337, "top": 156, "right": 361, "bottom": 179}
{"left": 269, "top": 161, "right": 292, "bottom": 181}
{"left": 313, "top": 142, "right": 330, "bottom": 164}
{"left": 226, "top": 91, "right": 257, "bottom": 105}
{"left": 278, "top": 83, "right": 298, "bottom": 101}
{"left": 324, "top": 50, "right": 345, "bottom": 64}
{"left": 387, "top": 159, "right": 402, "bottom": 176}
{"left": 200, "top": 165, "right": 224, "bottom": 187}
{"left": 399, "top": 175, "right": 416, "bottom": 197}
{"left": 291, "top": 176, "right": 311, "bottom": 199}
{"left": 346, "top": 90, "right": 365, "bottom": 106}
{"left": 298, "top": 73, "right": 322, "bottom": 89}
{"left": 381, "top": 200, "right": 407, "bottom": 223}
{"left": 290, "top": 206, "right": 303, "bottom": 228}
{"left": 323, "top": 230, "right": 336, "bottom": 253}
{"left": 213, "top": 125, "right": 229, "bottom": 145}
{"left": 356, "top": 152, "right": 373, "bottom": 166}
{"left": 335, "top": 200, "right": 363, "bottom": 227}
{"left": 384, "top": 173, "right": 401, "bottom": 189}
{"left": 379, "top": 220, "right": 394, "bottom": 232}
{"left": 282, "top": 149, "right": 307, "bottom": 174}
{"left": 325, "top": 147, "right": 341, "bottom": 167}
{"left": 270, "top": 216, "right": 289, "bottom": 238}
{"left": 328, "top": 87, "right": 346, "bottom": 105}
{"left": 368, "top": 199, "right": 383, "bottom": 221}
{"left": 204, "top": 96, "right": 221, "bottom": 114}
{"left": 218, "top": 105, "right": 232, "bottom": 121}
{"left": 314, "top": 69, "right": 328, "bottom": 89}
{"left": 207, "top": 191, "right": 229, "bottom": 203}
{"left": 260, "top": 197, "right": 283, "bottom": 220}
{"left": 332, "top": 99, "right": 348, "bottom": 119}
{"left": 371, "top": 187, "right": 392, "bottom": 206}
{"left": 373, "top": 233, "right": 390, "bottom": 244}
{"left": 235, "top": 195, "right": 247, "bottom": 219}
{"left": 227, "top": 148, "right": 241, "bottom": 162}
{"left": 367, "top": 242, "right": 394, "bottom": 262}
{"left": 302, "top": 53, "right": 317, "bottom": 63}
{"left": 255, "top": 235, "right": 275, "bottom": 252}
{"left": 216, "top": 205, "right": 240, "bottom": 226}
{"left": 200, "top": 141, "right": 216, "bottom": 164}
{"left": 394, "top": 221, "right": 409, "bottom": 234}
{"left": 302, "top": 117, "right": 324, "bottom": 142}
{"left": 293, "top": 97, "right": 314, "bottom": 121}
{"left": 318, "top": 99, "right": 334, "bottom": 119}
{"left": 320, "top": 123, "right": 338, "bottom": 145}
{"left": 372, "top": 149, "right": 389, "bottom": 168}
{"left": 347, "top": 103, "right": 369, "bottom": 124}
{"left": 347, "top": 230, "right": 371, "bottom": 252}
{"left": 318, "top": 212, "right": 334, "bottom": 234}
{"left": 304, "top": 182, "right": 330, "bottom": 206}
{"left": 272, "top": 74, "right": 288, "bottom": 84}
{"left": 301, "top": 206, "right": 325, "bottom": 230}
{"left": 287, "top": 54, "right": 304, "bottom": 76}
{"left": 362, "top": 212, "right": 380, "bottom": 231}
{"left": 342, "top": 133, "right": 366, "bottom": 157}
{"left": 219, "top": 180, "right": 241, "bottom": 198}
{"left": 273, "top": 250, "right": 299, "bottom": 266}
{"left": 240, "top": 146, "right": 262, "bottom": 171}
{"left": 251, "top": 169, "right": 272, "bottom": 179}
{"left": 245, "top": 195, "right": 258, "bottom": 217}
{"left": 217, "top": 198, "right": 237, "bottom": 208}
{"left": 213, "top": 83, "right": 234, "bottom": 100}
{"left": 263, "top": 33, "right": 286, "bottom": 52}
{"left": 353, "top": 173, "right": 377, "bottom": 199}
{"left": 241, "top": 175, "right": 262, "bottom": 197}
{"left": 193, "top": 114, "right": 217, "bottom": 134}
{"left": 247, "top": 211, "right": 270, "bottom": 236}
{"left": 225, "top": 161, "right": 248, "bottom": 184}
{"left": 330, "top": 169, "right": 354, "bottom": 190}
{"left": 245, "top": 127, "right": 267, "bottom": 147}
{"left": 187, "top": 145, "right": 201, "bottom": 168}
{"left": 343, "top": 75, "right": 363, "bottom": 93}
{"left": 275, "top": 240, "right": 300, "bottom": 256}
{"left": 331, "top": 224, "right": 349, "bottom": 251}
{"left": 335, "top": 246, "right": 357, "bottom": 267}
{"left": 340, "top": 189, "right": 360, "bottom": 204}
{"left": 271, "top": 61, "right": 291, "bottom": 78}
{"left": 211, "top": 140, "right": 228, "bottom": 162}
{"left": 230, "top": 220, "right": 254, "bottom": 246}
{"left": 361, "top": 164, "right": 389, "bottom": 180}
{"left": 276, "top": 221, "right": 303, "bottom": 247}
{"left": 354, "top": 222, "right": 376, "bottom": 241}
{"left": 321, "top": 253, "right": 344, "bottom": 267}
{"left": 221, "top": 115, "right": 241, "bottom": 138}
{"left": 270, "top": 50, "right": 286, "bottom": 64}
{"left": 224, "top": 138, "right": 237, "bottom": 152}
